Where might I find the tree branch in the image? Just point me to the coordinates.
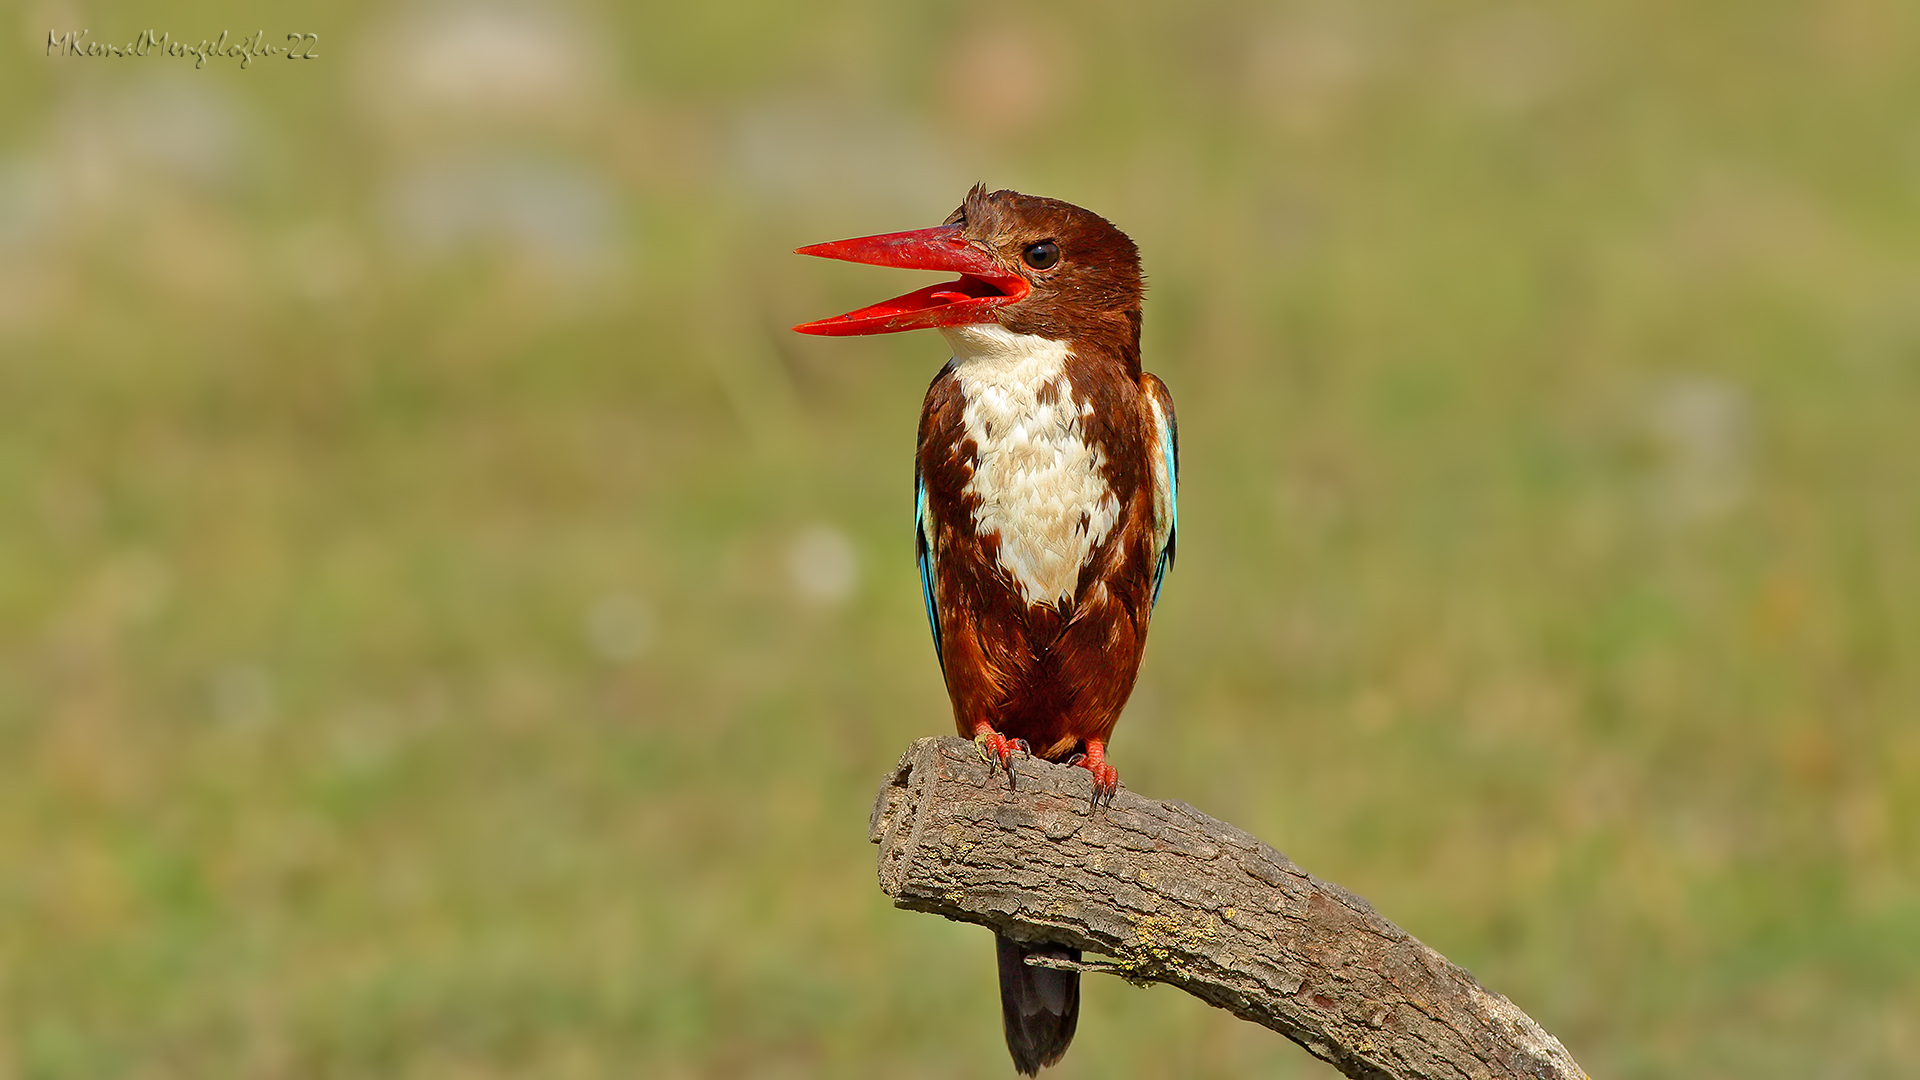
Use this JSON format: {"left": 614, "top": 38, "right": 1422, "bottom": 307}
{"left": 868, "top": 737, "right": 1588, "bottom": 1080}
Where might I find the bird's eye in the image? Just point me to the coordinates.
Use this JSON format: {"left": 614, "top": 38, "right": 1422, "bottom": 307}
{"left": 1021, "top": 240, "right": 1060, "bottom": 271}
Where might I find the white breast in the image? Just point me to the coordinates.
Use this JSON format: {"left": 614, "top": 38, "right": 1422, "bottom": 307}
{"left": 940, "top": 323, "right": 1119, "bottom": 609}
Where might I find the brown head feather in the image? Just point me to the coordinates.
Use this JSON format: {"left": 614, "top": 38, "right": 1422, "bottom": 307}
{"left": 944, "top": 186, "right": 1145, "bottom": 374}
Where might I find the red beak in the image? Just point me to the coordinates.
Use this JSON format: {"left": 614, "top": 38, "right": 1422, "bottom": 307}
{"left": 792, "top": 225, "right": 1028, "bottom": 336}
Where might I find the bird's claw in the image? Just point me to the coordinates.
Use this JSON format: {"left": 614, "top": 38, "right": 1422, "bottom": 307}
{"left": 973, "top": 730, "right": 1022, "bottom": 791}
{"left": 1067, "top": 750, "right": 1120, "bottom": 811}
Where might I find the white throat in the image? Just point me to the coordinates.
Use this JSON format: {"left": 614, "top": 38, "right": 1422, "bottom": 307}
{"left": 939, "top": 323, "right": 1118, "bottom": 609}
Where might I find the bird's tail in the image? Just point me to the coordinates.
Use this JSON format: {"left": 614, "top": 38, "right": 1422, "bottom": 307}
{"left": 995, "top": 933, "right": 1080, "bottom": 1075}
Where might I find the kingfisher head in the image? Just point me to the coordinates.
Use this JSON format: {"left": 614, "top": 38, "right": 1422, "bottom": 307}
{"left": 793, "top": 185, "right": 1143, "bottom": 362}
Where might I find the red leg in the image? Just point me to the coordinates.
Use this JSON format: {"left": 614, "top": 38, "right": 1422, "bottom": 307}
{"left": 1069, "top": 739, "right": 1120, "bottom": 809}
{"left": 971, "top": 724, "right": 1029, "bottom": 791}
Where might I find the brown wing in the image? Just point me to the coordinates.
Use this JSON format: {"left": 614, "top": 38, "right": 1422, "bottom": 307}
{"left": 1139, "top": 371, "right": 1178, "bottom": 606}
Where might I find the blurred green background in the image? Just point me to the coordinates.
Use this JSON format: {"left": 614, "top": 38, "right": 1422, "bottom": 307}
{"left": 3, "top": 0, "right": 1917, "bottom": 1076}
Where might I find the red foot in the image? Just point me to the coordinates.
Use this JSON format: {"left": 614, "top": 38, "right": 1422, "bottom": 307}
{"left": 972, "top": 726, "right": 1031, "bottom": 791}
{"left": 1068, "top": 740, "right": 1120, "bottom": 810}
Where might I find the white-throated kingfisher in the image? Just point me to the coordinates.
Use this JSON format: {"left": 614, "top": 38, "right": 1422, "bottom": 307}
{"left": 794, "top": 186, "right": 1178, "bottom": 1075}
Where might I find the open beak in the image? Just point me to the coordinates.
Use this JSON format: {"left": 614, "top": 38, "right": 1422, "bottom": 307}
{"left": 791, "top": 225, "right": 1028, "bottom": 336}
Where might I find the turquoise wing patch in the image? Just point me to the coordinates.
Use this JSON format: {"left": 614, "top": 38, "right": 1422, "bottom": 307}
{"left": 915, "top": 473, "right": 944, "bottom": 671}
{"left": 1152, "top": 414, "right": 1178, "bottom": 608}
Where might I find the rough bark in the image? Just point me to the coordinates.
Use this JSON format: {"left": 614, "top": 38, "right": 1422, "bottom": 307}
{"left": 869, "top": 737, "right": 1588, "bottom": 1080}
